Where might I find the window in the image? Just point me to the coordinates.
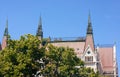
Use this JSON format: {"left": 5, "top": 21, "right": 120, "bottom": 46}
{"left": 87, "top": 51, "right": 91, "bottom": 54}
{"left": 77, "top": 48, "right": 79, "bottom": 50}
{"left": 85, "top": 56, "right": 93, "bottom": 62}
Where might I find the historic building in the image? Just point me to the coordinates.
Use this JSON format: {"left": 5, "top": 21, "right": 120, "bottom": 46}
{"left": 0, "top": 14, "right": 118, "bottom": 77}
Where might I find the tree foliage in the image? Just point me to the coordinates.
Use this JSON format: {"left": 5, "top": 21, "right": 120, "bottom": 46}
{"left": 41, "top": 44, "right": 99, "bottom": 77}
{"left": 0, "top": 34, "right": 45, "bottom": 77}
{"left": 0, "top": 34, "right": 100, "bottom": 77}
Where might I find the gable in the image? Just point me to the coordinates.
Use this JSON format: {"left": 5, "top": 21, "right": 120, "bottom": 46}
{"left": 82, "top": 45, "right": 96, "bottom": 61}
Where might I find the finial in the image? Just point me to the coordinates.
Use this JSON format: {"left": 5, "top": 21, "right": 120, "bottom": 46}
{"left": 114, "top": 41, "right": 116, "bottom": 45}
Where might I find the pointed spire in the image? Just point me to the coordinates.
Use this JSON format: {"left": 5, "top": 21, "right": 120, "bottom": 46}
{"left": 84, "top": 12, "right": 95, "bottom": 51}
{"left": 2, "top": 18, "right": 9, "bottom": 50}
{"left": 36, "top": 16, "right": 43, "bottom": 39}
{"left": 88, "top": 11, "right": 91, "bottom": 24}
{"left": 4, "top": 18, "right": 8, "bottom": 36}
{"left": 39, "top": 16, "right": 42, "bottom": 26}
{"left": 87, "top": 12, "right": 93, "bottom": 34}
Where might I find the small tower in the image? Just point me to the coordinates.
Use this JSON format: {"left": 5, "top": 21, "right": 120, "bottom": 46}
{"left": 2, "top": 19, "right": 9, "bottom": 50}
{"left": 36, "top": 16, "right": 43, "bottom": 40}
{"left": 84, "top": 13, "right": 95, "bottom": 51}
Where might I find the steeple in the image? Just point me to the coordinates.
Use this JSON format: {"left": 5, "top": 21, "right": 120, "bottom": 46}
{"left": 87, "top": 12, "right": 93, "bottom": 34}
{"left": 4, "top": 18, "right": 8, "bottom": 36}
{"left": 2, "top": 18, "right": 9, "bottom": 50}
{"left": 84, "top": 12, "right": 95, "bottom": 51}
{"left": 36, "top": 16, "right": 43, "bottom": 39}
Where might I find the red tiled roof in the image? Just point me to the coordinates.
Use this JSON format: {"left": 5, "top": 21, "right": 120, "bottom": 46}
{"left": 98, "top": 47, "right": 114, "bottom": 72}
{"left": 51, "top": 41, "right": 85, "bottom": 57}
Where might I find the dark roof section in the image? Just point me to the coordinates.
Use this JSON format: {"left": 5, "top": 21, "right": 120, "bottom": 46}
{"left": 50, "top": 37, "right": 85, "bottom": 43}
{"left": 36, "top": 16, "right": 43, "bottom": 38}
{"left": 87, "top": 12, "right": 93, "bottom": 34}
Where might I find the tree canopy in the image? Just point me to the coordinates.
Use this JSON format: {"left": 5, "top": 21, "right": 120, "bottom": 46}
{"left": 0, "top": 34, "right": 100, "bottom": 77}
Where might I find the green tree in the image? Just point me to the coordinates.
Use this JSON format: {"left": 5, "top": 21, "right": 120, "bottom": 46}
{"left": 0, "top": 34, "right": 100, "bottom": 77}
{"left": 41, "top": 44, "right": 100, "bottom": 77}
{"left": 0, "top": 34, "right": 45, "bottom": 77}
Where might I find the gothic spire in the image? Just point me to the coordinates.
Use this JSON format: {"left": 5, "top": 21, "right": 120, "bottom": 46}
{"left": 87, "top": 12, "right": 93, "bottom": 34}
{"left": 36, "top": 16, "right": 43, "bottom": 39}
{"left": 4, "top": 18, "right": 8, "bottom": 36}
{"left": 84, "top": 12, "right": 95, "bottom": 51}
{"left": 2, "top": 18, "right": 9, "bottom": 50}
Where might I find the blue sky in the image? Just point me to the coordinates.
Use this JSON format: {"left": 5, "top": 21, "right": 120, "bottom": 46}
{"left": 0, "top": 0, "right": 120, "bottom": 75}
